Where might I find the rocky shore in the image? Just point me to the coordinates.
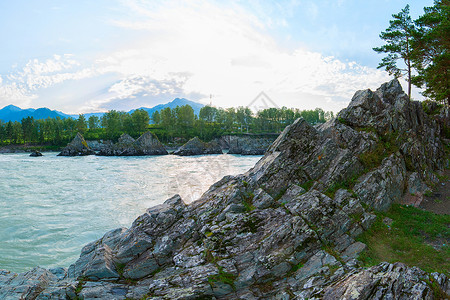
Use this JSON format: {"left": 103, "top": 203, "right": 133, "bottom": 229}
{"left": 173, "top": 137, "right": 222, "bottom": 156}
{"left": 220, "top": 135, "right": 277, "bottom": 155}
{"left": 57, "top": 133, "right": 274, "bottom": 157}
{"left": 1, "top": 79, "right": 448, "bottom": 299}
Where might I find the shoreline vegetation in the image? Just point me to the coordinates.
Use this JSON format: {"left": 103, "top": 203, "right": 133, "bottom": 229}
{"left": 0, "top": 105, "right": 333, "bottom": 152}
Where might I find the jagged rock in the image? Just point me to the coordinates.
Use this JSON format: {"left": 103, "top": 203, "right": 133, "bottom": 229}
{"left": 2, "top": 79, "right": 448, "bottom": 299}
{"left": 354, "top": 153, "right": 407, "bottom": 211}
{"left": 123, "top": 131, "right": 168, "bottom": 155}
{"left": 0, "top": 267, "right": 76, "bottom": 300}
{"left": 58, "top": 133, "right": 95, "bottom": 156}
{"left": 97, "top": 133, "right": 136, "bottom": 156}
{"left": 221, "top": 135, "right": 277, "bottom": 155}
{"left": 98, "top": 132, "right": 168, "bottom": 156}
{"left": 323, "top": 262, "right": 448, "bottom": 299}
{"left": 30, "top": 150, "right": 43, "bottom": 157}
{"left": 86, "top": 140, "right": 113, "bottom": 152}
{"left": 173, "top": 137, "right": 222, "bottom": 156}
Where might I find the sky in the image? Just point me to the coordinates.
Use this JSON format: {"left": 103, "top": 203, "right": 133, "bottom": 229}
{"left": 0, "top": 0, "right": 434, "bottom": 114}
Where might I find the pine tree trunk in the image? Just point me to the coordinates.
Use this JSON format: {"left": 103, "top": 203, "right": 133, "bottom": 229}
{"left": 408, "top": 66, "right": 412, "bottom": 100}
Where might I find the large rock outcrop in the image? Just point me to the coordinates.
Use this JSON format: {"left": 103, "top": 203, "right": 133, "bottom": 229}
{"left": 58, "top": 133, "right": 95, "bottom": 156}
{"left": 173, "top": 137, "right": 222, "bottom": 156}
{"left": 220, "top": 135, "right": 276, "bottom": 155}
{"left": 1, "top": 79, "right": 448, "bottom": 299}
{"left": 98, "top": 132, "right": 168, "bottom": 156}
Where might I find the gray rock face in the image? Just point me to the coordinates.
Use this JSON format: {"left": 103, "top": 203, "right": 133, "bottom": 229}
{"left": 98, "top": 132, "right": 168, "bottom": 156}
{"left": 323, "top": 262, "right": 447, "bottom": 300}
{"left": 173, "top": 137, "right": 222, "bottom": 156}
{"left": 86, "top": 140, "right": 113, "bottom": 152}
{"left": 58, "top": 132, "right": 95, "bottom": 156}
{"left": 2, "top": 79, "right": 448, "bottom": 299}
{"left": 221, "top": 135, "right": 276, "bottom": 155}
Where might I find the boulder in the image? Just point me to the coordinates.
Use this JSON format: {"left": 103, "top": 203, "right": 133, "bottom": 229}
{"left": 57, "top": 133, "right": 94, "bottom": 156}
{"left": 29, "top": 150, "right": 43, "bottom": 157}
{"left": 173, "top": 137, "right": 222, "bottom": 156}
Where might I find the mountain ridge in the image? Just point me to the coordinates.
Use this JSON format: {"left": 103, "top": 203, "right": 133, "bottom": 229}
{"left": 0, "top": 98, "right": 204, "bottom": 122}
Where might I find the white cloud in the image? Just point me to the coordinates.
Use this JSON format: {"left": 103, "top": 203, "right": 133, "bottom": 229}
{"left": 101, "top": 0, "right": 390, "bottom": 112}
{"left": 0, "top": 0, "right": 393, "bottom": 113}
{"left": 0, "top": 82, "right": 37, "bottom": 108}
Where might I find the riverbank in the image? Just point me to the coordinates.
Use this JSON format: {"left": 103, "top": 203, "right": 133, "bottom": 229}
{"left": 0, "top": 144, "right": 61, "bottom": 153}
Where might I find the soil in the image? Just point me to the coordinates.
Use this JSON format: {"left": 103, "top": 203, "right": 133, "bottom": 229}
{"left": 419, "top": 169, "right": 450, "bottom": 215}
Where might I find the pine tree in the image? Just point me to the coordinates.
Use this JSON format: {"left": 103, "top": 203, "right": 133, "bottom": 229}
{"left": 373, "top": 5, "right": 415, "bottom": 99}
{"left": 411, "top": 0, "right": 450, "bottom": 106}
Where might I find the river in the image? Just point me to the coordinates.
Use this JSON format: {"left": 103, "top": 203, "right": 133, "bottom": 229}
{"left": 0, "top": 153, "right": 261, "bottom": 272}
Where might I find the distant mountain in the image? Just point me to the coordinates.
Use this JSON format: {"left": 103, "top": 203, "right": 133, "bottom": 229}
{"left": 0, "top": 105, "right": 70, "bottom": 122}
{"left": 0, "top": 98, "right": 204, "bottom": 123}
{"left": 70, "top": 112, "right": 106, "bottom": 119}
{"left": 130, "top": 98, "right": 204, "bottom": 118}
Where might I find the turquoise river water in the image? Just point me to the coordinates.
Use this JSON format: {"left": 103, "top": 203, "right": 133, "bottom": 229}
{"left": 0, "top": 153, "right": 261, "bottom": 273}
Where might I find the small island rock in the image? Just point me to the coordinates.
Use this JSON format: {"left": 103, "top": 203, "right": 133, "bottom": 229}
{"left": 122, "top": 131, "right": 168, "bottom": 155}
{"left": 58, "top": 133, "right": 94, "bottom": 156}
{"left": 97, "top": 132, "right": 168, "bottom": 156}
{"left": 173, "top": 137, "right": 222, "bottom": 156}
{"left": 29, "top": 150, "right": 43, "bottom": 157}
{"left": 97, "top": 133, "right": 135, "bottom": 156}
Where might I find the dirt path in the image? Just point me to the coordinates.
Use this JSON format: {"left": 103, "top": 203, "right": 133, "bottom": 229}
{"left": 419, "top": 169, "right": 450, "bottom": 215}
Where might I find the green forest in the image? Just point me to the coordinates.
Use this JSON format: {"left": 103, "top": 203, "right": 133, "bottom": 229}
{"left": 0, "top": 105, "right": 333, "bottom": 147}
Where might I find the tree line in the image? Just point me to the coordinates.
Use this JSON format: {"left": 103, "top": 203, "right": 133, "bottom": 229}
{"left": 151, "top": 106, "right": 333, "bottom": 142}
{"left": 373, "top": 0, "right": 449, "bottom": 105}
{"left": 0, "top": 105, "right": 333, "bottom": 146}
{"left": 0, "top": 109, "right": 150, "bottom": 146}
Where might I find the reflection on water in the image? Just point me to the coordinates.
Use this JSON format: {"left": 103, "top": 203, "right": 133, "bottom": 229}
{"left": 0, "top": 153, "right": 260, "bottom": 272}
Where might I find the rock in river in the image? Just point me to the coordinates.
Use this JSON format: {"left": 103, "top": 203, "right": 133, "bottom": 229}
{"left": 173, "top": 137, "right": 222, "bottom": 156}
{"left": 58, "top": 133, "right": 95, "bottom": 156}
{"left": 98, "top": 132, "right": 168, "bottom": 156}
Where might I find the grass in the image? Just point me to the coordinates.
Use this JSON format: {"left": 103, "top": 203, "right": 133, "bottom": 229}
{"left": 358, "top": 131, "right": 400, "bottom": 172}
{"left": 290, "top": 261, "right": 304, "bottom": 273}
{"left": 337, "top": 117, "right": 350, "bottom": 126}
{"left": 241, "top": 190, "right": 256, "bottom": 212}
{"left": 300, "top": 180, "right": 314, "bottom": 192}
{"left": 356, "top": 204, "right": 450, "bottom": 274}
{"left": 74, "top": 276, "right": 88, "bottom": 299}
{"left": 207, "top": 265, "right": 236, "bottom": 288}
{"left": 322, "top": 242, "right": 344, "bottom": 264}
{"left": 424, "top": 190, "right": 434, "bottom": 197}
{"left": 324, "top": 174, "right": 360, "bottom": 199}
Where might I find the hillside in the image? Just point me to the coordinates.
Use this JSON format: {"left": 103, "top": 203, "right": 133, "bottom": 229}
{"left": 0, "top": 105, "right": 70, "bottom": 122}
